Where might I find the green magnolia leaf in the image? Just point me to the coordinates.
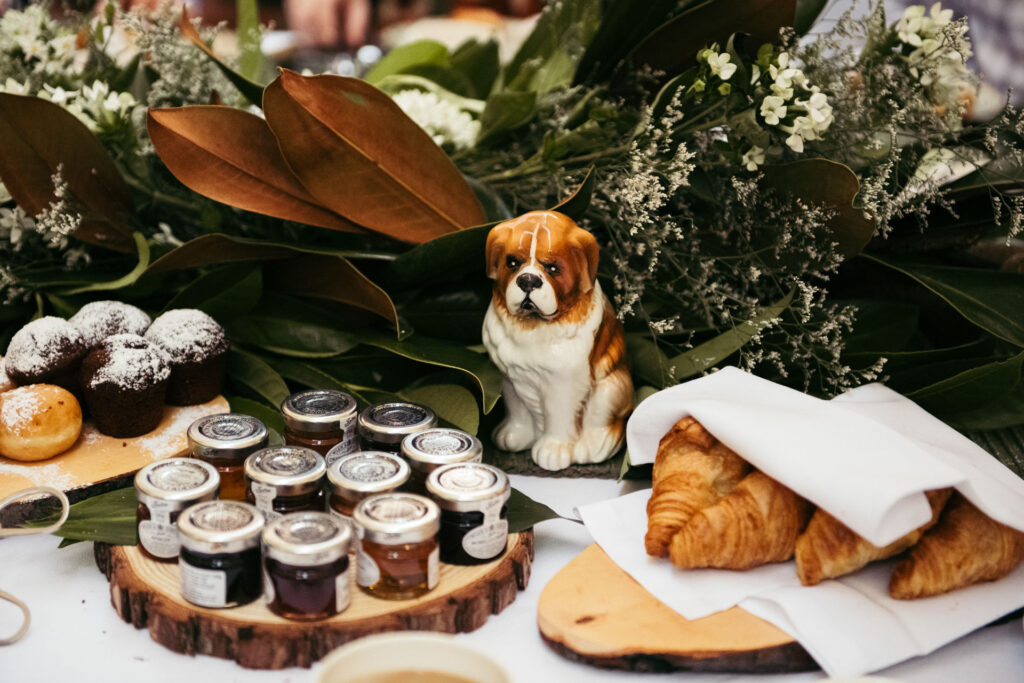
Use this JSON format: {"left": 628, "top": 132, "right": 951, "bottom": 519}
{"left": 794, "top": 0, "right": 829, "bottom": 34}
{"left": 60, "top": 233, "right": 150, "bottom": 295}
{"left": 26, "top": 487, "right": 137, "bottom": 546}
{"left": 863, "top": 255, "right": 1024, "bottom": 347}
{"left": 271, "top": 358, "right": 351, "bottom": 393}
{"left": 450, "top": 39, "right": 500, "bottom": 99}
{"left": 838, "top": 299, "right": 920, "bottom": 354}
{"left": 228, "top": 349, "right": 291, "bottom": 406}
{"left": 575, "top": 0, "right": 685, "bottom": 85}
{"left": 365, "top": 40, "right": 450, "bottom": 85}
{"left": 507, "top": 487, "right": 562, "bottom": 532}
{"left": 381, "top": 224, "right": 493, "bottom": 290}
{"left": 951, "top": 383, "right": 1024, "bottom": 431}
{"left": 401, "top": 284, "right": 490, "bottom": 344}
{"left": 227, "top": 295, "right": 359, "bottom": 358}
{"left": 478, "top": 91, "right": 537, "bottom": 142}
{"left": 180, "top": 8, "right": 264, "bottom": 106}
{"left": 551, "top": 166, "right": 596, "bottom": 222}
{"left": 360, "top": 332, "right": 503, "bottom": 413}
{"left": 236, "top": 0, "right": 268, "bottom": 83}
{"left": 228, "top": 395, "right": 286, "bottom": 433}
{"left": 626, "top": 334, "right": 673, "bottom": 388}
{"left": 401, "top": 383, "right": 480, "bottom": 434}
{"left": 908, "top": 350, "right": 1024, "bottom": 420}
{"left": 505, "top": 0, "right": 601, "bottom": 93}
{"left": 163, "top": 263, "right": 262, "bottom": 319}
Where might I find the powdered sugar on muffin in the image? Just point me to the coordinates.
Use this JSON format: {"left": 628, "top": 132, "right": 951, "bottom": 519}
{"left": 4, "top": 317, "right": 86, "bottom": 381}
{"left": 144, "top": 309, "right": 228, "bottom": 364}
{"left": 85, "top": 334, "right": 170, "bottom": 391}
{"left": 70, "top": 301, "right": 152, "bottom": 349}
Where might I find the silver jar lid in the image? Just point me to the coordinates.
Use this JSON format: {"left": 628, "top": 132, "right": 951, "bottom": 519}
{"left": 178, "top": 500, "right": 264, "bottom": 554}
{"left": 327, "top": 451, "right": 410, "bottom": 499}
{"left": 357, "top": 402, "right": 437, "bottom": 446}
{"left": 262, "top": 511, "right": 352, "bottom": 566}
{"left": 244, "top": 446, "right": 326, "bottom": 496}
{"left": 188, "top": 413, "right": 268, "bottom": 462}
{"left": 353, "top": 493, "right": 440, "bottom": 545}
{"left": 426, "top": 463, "right": 510, "bottom": 512}
{"left": 401, "top": 428, "right": 483, "bottom": 473}
{"left": 135, "top": 458, "right": 220, "bottom": 503}
{"left": 281, "top": 390, "right": 357, "bottom": 434}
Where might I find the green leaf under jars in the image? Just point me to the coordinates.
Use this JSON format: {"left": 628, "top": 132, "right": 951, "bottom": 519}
{"left": 25, "top": 488, "right": 137, "bottom": 546}
{"left": 506, "top": 488, "right": 562, "bottom": 533}
{"left": 227, "top": 349, "right": 291, "bottom": 406}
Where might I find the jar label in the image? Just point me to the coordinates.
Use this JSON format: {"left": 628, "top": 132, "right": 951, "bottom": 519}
{"left": 427, "top": 545, "right": 440, "bottom": 589}
{"left": 250, "top": 481, "right": 280, "bottom": 522}
{"left": 335, "top": 569, "right": 351, "bottom": 612}
{"left": 263, "top": 566, "right": 275, "bottom": 605}
{"left": 139, "top": 499, "right": 181, "bottom": 559}
{"left": 356, "top": 548, "right": 380, "bottom": 587}
{"left": 180, "top": 562, "right": 227, "bottom": 608}
{"left": 336, "top": 414, "right": 357, "bottom": 459}
{"left": 462, "top": 495, "right": 508, "bottom": 560}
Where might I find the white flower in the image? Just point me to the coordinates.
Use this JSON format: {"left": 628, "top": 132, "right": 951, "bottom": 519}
{"left": 750, "top": 64, "right": 761, "bottom": 85}
{"left": 391, "top": 89, "right": 480, "bottom": 151}
{"left": 741, "top": 145, "right": 766, "bottom": 171}
{"left": 707, "top": 52, "right": 736, "bottom": 81}
{"left": 784, "top": 131, "right": 805, "bottom": 153}
{"left": 760, "top": 95, "right": 787, "bottom": 125}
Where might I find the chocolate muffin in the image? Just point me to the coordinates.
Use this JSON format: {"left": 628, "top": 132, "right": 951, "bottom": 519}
{"left": 69, "top": 300, "right": 151, "bottom": 350}
{"left": 144, "top": 309, "right": 229, "bottom": 406}
{"left": 4, "top": 317, "right": 87, "bottom": 398}
{"left": 80, "top": 334, "right": 170, "bottom": 437}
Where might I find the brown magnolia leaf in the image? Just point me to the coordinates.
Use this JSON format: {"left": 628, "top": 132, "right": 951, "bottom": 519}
{"left": 262, "top": 70, "right": 486, "bottom": 244}
{"left": 0, "top": 93, "right": 134, "bottom": 252}
{"left": 148, "top": 106, "right": 363, "bottom": 233}
{"left": 265, "top": 253, "right": 399, "bottom": 326}
{"left": 764, "top": 158, "right": 876, "bottom": 258}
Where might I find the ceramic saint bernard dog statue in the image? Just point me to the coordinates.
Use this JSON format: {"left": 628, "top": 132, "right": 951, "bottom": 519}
{"left": 482, "top": 210, "right": 633, "bottom": 471}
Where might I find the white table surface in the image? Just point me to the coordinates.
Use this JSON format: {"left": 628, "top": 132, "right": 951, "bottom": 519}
{"left": 1, "top": 475, "right": 1022, "bottom": 683}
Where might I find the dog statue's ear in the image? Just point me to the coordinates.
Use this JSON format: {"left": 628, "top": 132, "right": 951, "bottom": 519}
{"left": 485, "top": 223, "right": 510, "bottom": 279}
{"left": 571, "top": 227, "right": 600, "bottom": 293}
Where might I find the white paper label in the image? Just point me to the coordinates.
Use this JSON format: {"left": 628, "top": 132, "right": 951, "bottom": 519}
{"left": 427, "top": 545, "right": 440, "bottom": 589}
{"left": 251, "top": 482, "right": 281, "bottom": 522}
{"left": 356, "top": 549, "right": 380, "bottom": 587}
{"left": 327, "top": 416, "right": 359, "bottom": 464}
{"left": 138, "top": 499, "right": 181, "bottom": 559}
{"left": 335, "top": 568, "right": 351, "bottom": 612}
{"left": 462, "top": 495, "right": 508, "bottom": 560}
{"left": 180, "top": 561, "right": 227, "bottom": 608}
{"left": 263, "top": 566, "right": 275, "bottom": 605}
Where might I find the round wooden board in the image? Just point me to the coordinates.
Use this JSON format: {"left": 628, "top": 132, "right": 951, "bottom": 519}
{"left": 94, "top": 531, "right": 533, "bottom": 669}
{"left": 537, "top": 544, "right": 816, "bottom": 673}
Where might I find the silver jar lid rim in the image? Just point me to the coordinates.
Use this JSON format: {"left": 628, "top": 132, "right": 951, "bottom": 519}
{"left": 281, "top": 390, "right": 356, "bottom": 434}
{"left": 178, "top": 500, "right": 264, "bottom": 554}
{"left": 357, "top": 402, "right": 437, "bottom": 444}
{"left": 187, "top": 413, "right": 268, "bottom": 459}
{"left": 353, "top": 493, "right": 439, "bottom": 544}
{"left": 244, "top": 446, "right": 326, "bottom": 487}
{"left": 327, "top": 451, "right": 410, "bottom": 494}
{"left": 262, "top": 512, "right": 352, "bottom": 566}
{"left": 401, "top": 428, "right": 483, "bottom": 466}
{"left": 426, "top": 463, "right": 509, "bottom": 504}
{"left": 135, "top": 458, "right": 220, "bottom": 501}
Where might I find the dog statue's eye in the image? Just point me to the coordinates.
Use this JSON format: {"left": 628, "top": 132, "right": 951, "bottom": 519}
{"left": 544, "top": 262, "right": 560, "bottom": 276}
{"left": 506, "top": 255, "right": 521, "bottom": 270}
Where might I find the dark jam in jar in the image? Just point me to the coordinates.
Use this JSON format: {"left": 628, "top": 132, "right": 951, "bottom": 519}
{"left": 356, "top": 402, "right": 437, "bottom": 454}
{"left": 262, "top": 512, "right": 353, "bottom": 621}
{"left": 134, "top": 458, "right": 220, "bottom": 563}
{"left": 177, "top": 500, "right": 265, "bottom": 608}
{"left": 187, "top": 414, "right": 268, "bottom": 501}
{"left": 281, "top": 390, "right": 358, "bottom": 460}
{"left": 426, "top": 463, "right": 510, "bottom": 565}
{"left": 401, "top": 428, "right": 483, "bottom": 495}
{"left": 353, "top": 493, "right": 440, "bottom": 600}
{"left": 244, "top": 446, "right": 327, "bottom": 523}
{"left": 326, "top": 451, "right": 410, "bottom": 520}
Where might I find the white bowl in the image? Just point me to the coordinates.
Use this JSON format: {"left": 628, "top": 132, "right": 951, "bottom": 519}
{"left": 315, "top": 631, "right": 509, "bottom": 683}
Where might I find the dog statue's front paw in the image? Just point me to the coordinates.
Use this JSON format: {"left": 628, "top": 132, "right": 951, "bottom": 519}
{"left": 531, "top": 436, "right": 575, "bottom": 471}
{"left": 493, "top": 418, "right": 537, "bottom": 452}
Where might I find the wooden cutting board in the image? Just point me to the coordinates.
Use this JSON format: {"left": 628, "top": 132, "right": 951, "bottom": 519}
{"left": 0, "top": 397, "right": 229, "bottom": 525}
{"left": 537, "top": 544, "right": 817, "bottom": 673}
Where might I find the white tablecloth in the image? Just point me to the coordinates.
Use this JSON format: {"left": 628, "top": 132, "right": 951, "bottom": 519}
{"left": 1, "top": 475, "right": 1022, "bottom": 682}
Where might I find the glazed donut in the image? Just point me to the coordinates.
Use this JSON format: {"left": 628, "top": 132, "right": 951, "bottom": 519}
{"left": 0, "top": 384, "right": 82, "bottom": 462}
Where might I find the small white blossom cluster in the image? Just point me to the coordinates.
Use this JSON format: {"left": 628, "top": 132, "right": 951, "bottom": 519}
{"left": 754, "top": 51, "right": 834, "bottom": 156}
{"left": 0, "top": 4, "right": 85, "bottom": 84}
{"left": 391, "top": 89, "right": 480, "bottom": 151}
{"left": 32, "top": 167, "right": 82, "bottom": 251}
{"left": 36, "top": 81, "right": 139, "bottom": 134}
{"left": 895, "top": 3, "right": 976, "bottom": 118}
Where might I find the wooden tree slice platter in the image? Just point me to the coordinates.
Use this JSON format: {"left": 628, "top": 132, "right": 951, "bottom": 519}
{"left": 0, "top": 397, "right": 229, "bottom": 525}
{"left": 537, "top": 544, "right": 816, "bottom": 673}
{"left": 94, "top": 530, "right": 533, "bottom": 669}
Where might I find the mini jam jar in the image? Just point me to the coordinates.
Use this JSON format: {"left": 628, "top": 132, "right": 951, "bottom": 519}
{"left": 426, "top": 463, "right": 510, "bottom": 565}
{"left": 177, "top": 500, "right": 264, "bottom": 608}
{"left": 353, "top": 493, "right": 440, "bottom": 600}
{"left": 356, "top": 402, "right": 436, "bottom": 454}
{"left": 244, "top": 446, "right": 327, "bottom": 523}
{"left": 326, "top": 451, "right": 411, "bottom": 520}
{"left": 281, "top": 390, "right": 358, "bottom": 460}
{"left": 135, "top": 458, "right": 220, "bottom": 562}
{"left": 187, "top": 413, "right": 268, "bottom": 501}
{"left": 401, "top": 428, "right": 483, "bottom": 495}
{"left": 262, "top": 511, "right": 353, "bottom": 621}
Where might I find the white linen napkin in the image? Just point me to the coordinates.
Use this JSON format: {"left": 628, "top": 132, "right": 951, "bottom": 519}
{"left": 578, "top": 366, "right": 1024, "bottom": 677}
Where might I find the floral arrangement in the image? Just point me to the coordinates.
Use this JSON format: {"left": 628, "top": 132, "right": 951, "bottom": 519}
{"left": 1, "top": 0, "right": 1022, "bottom": 476}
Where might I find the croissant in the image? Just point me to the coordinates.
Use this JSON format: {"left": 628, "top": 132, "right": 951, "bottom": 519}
{"left": 644, "top": 417, "right": 750, "bottom": 557}
{"left": 669, "top": 470, "right": 812, "bottom": 570}
{"left": 795, "top": 488, "right": 953, "bottom": 586}
{"left": 889, "top": 493, "right": 1024, "bottom": 599}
